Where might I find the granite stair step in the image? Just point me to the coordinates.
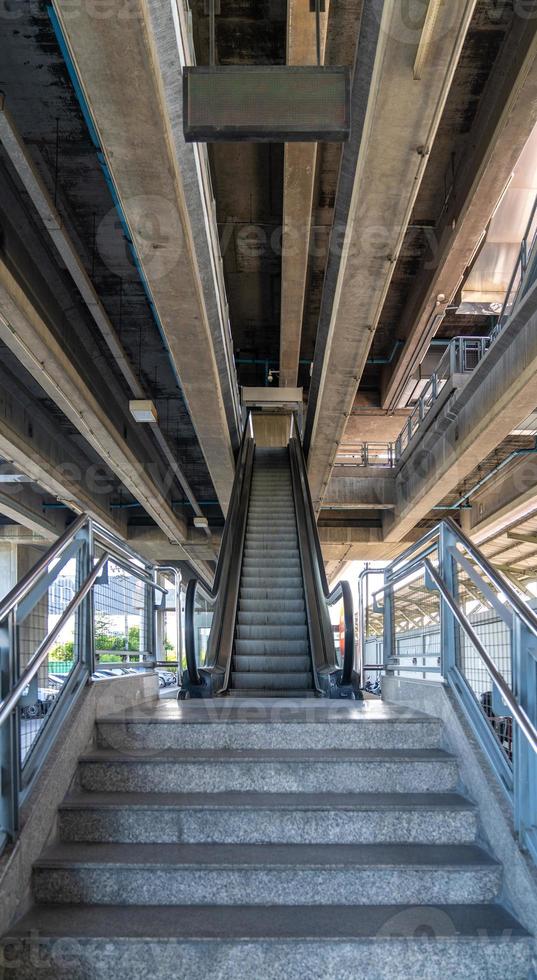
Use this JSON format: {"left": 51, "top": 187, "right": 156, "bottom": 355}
{"left": 32, "top": 842, "right": 501, "bottom": 907}
{"left": 77, "top": 747, "right": 460, "bottom": 794}
{"left": 4, "top": 903, "right": 529, "bottom": 980}
{"left": 58, "top": 791, "right": 478, "bottom": 845}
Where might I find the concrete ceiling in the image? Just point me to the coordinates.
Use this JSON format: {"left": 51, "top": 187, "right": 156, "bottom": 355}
{"left": 1, "top": 0, "right": 536, "bottom": 576}
{"left": 0, "top": 0, "right": 232, "bottom": 570}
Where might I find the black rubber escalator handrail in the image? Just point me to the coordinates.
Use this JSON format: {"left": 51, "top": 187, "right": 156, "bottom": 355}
{"left": 290, "top": 420, "right": 357, "bottom": 687}
{"left": 184, "top": 414, "right": 254, "bottom": 686}
{"left": 326, "top": 579, "right": 355, "bottom": 686}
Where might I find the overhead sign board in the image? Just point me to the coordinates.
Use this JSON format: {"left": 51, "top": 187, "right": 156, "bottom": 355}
{"left": 183, "top": 66, "right": 350, "bottom": 143}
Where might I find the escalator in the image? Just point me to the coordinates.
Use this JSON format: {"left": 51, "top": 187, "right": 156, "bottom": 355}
{"left": 181, "top": 415, "right": 360, "bottom": 700}
{"left": 231, "top": 447, "right": 314, "bottom": 697}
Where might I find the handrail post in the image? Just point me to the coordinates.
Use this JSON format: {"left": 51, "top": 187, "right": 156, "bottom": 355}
{"left": 383, "top": 570, "right": 394, "bottom": 669}
{"left": 145, "top": 572, "right": 157, "bottom": 666}
{"left": 512, "top": 615, "right": 537, "bottom": 860}
{"left": 76, "top": 519, "right": 95, "bottom": 677}
{"left": 439, "top": 523, "right": 457, "bottom": 678}
{"left": 0, "top": 609, "right": 19, "bottom": 843}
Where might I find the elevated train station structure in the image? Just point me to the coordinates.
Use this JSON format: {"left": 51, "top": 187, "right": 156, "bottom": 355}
{"left": 1, "top": 2, "right": 537, "bottom": 977}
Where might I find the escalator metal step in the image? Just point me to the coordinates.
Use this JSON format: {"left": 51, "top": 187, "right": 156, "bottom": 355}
{"left": 232, "top": 655, "right": 312, "bottom": 673}
{"left": 231, "top": 671, "right": 314, "bottom": 690}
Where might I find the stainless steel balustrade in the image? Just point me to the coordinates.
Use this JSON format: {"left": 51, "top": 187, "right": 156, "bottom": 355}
{"left": 0, "top": 517, "right": 179, "bottom": 852}
{"left": 359, "top": 518, "right": 537, "bottom": 864}
{"left": 394, "top": 337, "right": 491, "bottom": 461}
{"left": 493, "top": 192, "right": 537, "bottom": 340}
{"left": 334, "top": 442, "right": 396, "bottom": 468}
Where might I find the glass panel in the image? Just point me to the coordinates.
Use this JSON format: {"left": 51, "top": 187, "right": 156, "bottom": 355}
{"left": 92, "top": 552, "right": 148, "bottom": 673}
{"left": 18, "top": 549, "right": 82, "bottom": 767}
{"left": 193, "top": 587, "right": 213, "bottom": 668}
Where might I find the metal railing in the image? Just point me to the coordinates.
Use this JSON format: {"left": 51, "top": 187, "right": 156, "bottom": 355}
{"left": 359, "top": 518, "right": 537, "bottom": 863}
{"left": 395, "top": 337, "right": 491, "bottom": 460}
{"left": 334, "top": 443, "right": 396, "bottom": 468}
{"left": 492, "top": 193, "right": 537, "bottom": 341}
{"left": 182, "top": 413, "right": 255, "bottom": 696}
{"left": 289, "top": 417, "right": 359, "bottom": 697}
{"left": 0, "top": 517, "right": 180, "bottom": 851}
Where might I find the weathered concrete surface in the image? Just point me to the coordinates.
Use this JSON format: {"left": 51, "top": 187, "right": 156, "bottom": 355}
{"left": 385, "top": 279, "right": 537, "bottom": 541}
{"left": 0, "top": 362, "right": 127, "bottom": 538}
{"left": 344, "top": 409, "right": 410, "bottom": 445}
{"left": 324, "top": 470, "right": 395, "bottom": 510}
{"left": 0, "top": 256, "right": 193, "bottom": 550}
{"left": 279, "top": 0, "right": 329, "bottom": 387}
{"left": 305, "top": 0, "right": 477, "bottom": 512}
{"left": 319, "top": 524, "right": 418, "bottom": 563}
{"left": 53, "top": 0, "right": 236, "bottom": 512}
{"left": 128, "top": 525, "right": 221, "bottom": 570}
{"left": 0, "top": 484, "right": 64, "bottom": 542}
{"left": 382, "top": 14, "right": 537, "bottom": 410}
{"left": 466, "top": 454, "right": 537, "bottom": 546}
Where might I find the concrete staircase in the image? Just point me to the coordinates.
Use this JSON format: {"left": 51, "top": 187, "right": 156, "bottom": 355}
{"left": 231, "top": 446, "right": 315, "bottom": 697}
{"left": 2, "top": 698, "right": 532, "bottom": 978}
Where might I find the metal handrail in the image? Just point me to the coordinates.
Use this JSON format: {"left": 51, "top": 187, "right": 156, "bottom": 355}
{"left": 0, "top": 513, "right": 170, "bottom": 727}
{"left": 423, "top": 558, "right": 537, "bottom": 753}
{"left": 395, "top": 337, "right": 491, "bottom": 461}
{"left": 386, "top": 516, "right": 537, "bottom": 643}
{"left": 361, "top": 518, "right": 537, "bottom": 859}
{"left": 0, "top": 513, "right": 88, "bottom": 622}
{"left": 0, "top": 551, "right": 109, "bottom": 728}
{"left": 290, "top": 417, "right": 358, "bottom": 692}
{"left": 494, "top": 191, "right": 537, "bottom": 337}
{"left": 326, "top": 579, "right": 355, "bottom": 686}
{"left": 182, "top": 412, "right": 255, "bottom": 693}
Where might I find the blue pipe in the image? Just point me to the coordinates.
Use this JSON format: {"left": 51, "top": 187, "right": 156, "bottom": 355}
{"left": 109, "top": 500, "right": 221, "bottom": 509}
{"left": 47, "top": 6, "right": 184, "bottom": 393}
{"left": 42, "top": 500, "right": 220, "bottom": 511}
{"left": 433, "top": 439, "right": 537, "bottom": 511}
{"left": 366, "top": 338, "right": 450, "bottom": 366}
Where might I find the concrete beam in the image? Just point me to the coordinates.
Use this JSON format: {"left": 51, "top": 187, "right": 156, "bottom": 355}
{"left": 279, "top": 0, "right": 329, "bottom": 387}
{"left": 382, "top": 12, "right": 537, "bottom": 410}
{"left": 0, "top": 256, "right": 196, "bottom": 550}
{"left": 0, "top": 527, "right": 50, "bottom": 546}
{"left": 324, "top": 470, "right": 395, "bottom": 510}
{"left": 0, "top": 362, "right": 126, "bottom": 536}
{"left": 344, "top": 409, "right": 410, "bottom": 444}
{"left": 53, "top": 0, "right": 236, "bottom": 512}
{"left": 127, "top": 525, "right": 220, "bottom": 581}
{"left": 0, "top": 99, "right": 209, "bottom": 535}
{"left": 464, "top": 453, "right": 537, "bottom": 545}
{"left": 385, "top": 279, "right": 537, "bottom": 541}
{"left": 305, "top": 0, "right": 477, "bottom": 512}
{"left": 319, "top": 525, "right": 418, "bottom": 563}
{"left": 0, "top": 483, "right": 64, "bottom": 542}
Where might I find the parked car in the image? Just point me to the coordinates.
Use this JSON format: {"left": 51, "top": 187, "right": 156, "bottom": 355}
{"left": 21, "top": 683, "right": 60, "bottom": 719}
{"left": 157, "top": 669, "right": 176, "bottom": 687}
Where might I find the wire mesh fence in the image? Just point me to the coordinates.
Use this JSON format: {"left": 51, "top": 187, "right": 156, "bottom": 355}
{"left": 454, "top": 557, "right": 514, "bottom": 762}
{"left": 390, "top": 568, "right": 441, "bottom": 680}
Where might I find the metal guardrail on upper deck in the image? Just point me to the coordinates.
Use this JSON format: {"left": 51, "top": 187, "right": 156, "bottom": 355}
{"left": 334, "top": 443, "right": 396, "bottom": 468}
{"left": 491, "top": 193, "right": 537, "bottom": 342}
{"left": 394, "top": 336, "right": 491, "bottom": 461}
